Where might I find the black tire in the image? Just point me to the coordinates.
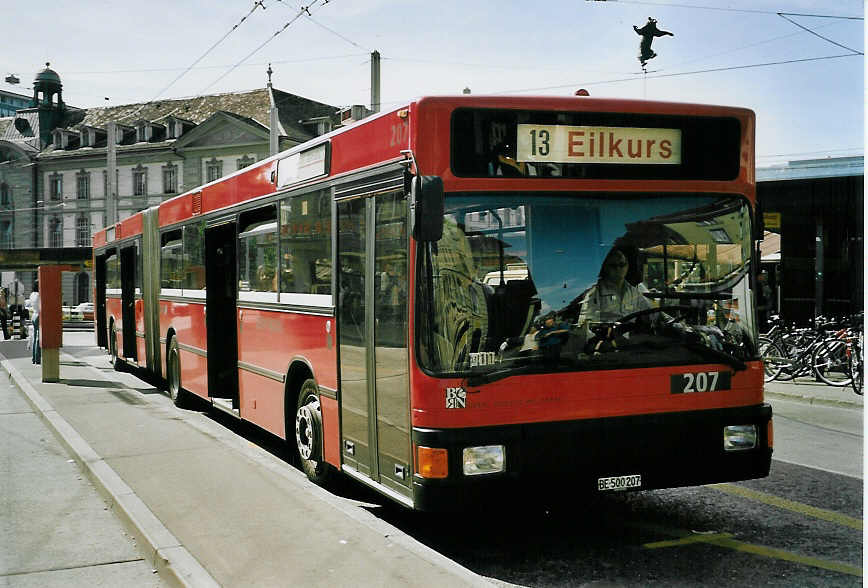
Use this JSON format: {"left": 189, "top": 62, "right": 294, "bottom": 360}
{"left": 758, "top": 337, "right": 784, "bottom": 383}
{"left": 773, "top": 333, "right": 803, "bottom": 381}
{"left": 109, "top": 323, "right": 124, "bottom": 371}
{"left": 811, "top": 338, "right": 852, "bottom": 387}
{"left": 849, "top": 344, "right": 863, "bottom": 395}
{"left": 295, "top": 378, "right": 332, "bottom": 484}
{"left": 166, "top": 337, "right": 191, "bottom": 407}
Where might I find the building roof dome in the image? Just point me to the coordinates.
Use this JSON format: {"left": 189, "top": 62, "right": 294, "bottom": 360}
{"left": 34, "top": 63, "right": 61, "bottom": 86}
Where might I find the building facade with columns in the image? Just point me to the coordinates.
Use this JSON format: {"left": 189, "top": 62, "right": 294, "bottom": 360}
{"left": 0, "top": 64, "right": 352, "bottom": 306}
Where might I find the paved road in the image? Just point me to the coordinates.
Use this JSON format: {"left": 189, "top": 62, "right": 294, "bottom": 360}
{"left": 1, "top": 332, "right": 861, "bottom": 586}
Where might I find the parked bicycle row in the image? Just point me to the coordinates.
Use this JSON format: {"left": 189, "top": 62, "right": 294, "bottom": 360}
{"left": 759, "top": 312, "right": 863, "bottom": 395}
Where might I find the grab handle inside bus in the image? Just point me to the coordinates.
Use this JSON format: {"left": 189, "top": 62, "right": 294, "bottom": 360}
{"left": 410, "top": 175, "right": 444, "bottom": 242}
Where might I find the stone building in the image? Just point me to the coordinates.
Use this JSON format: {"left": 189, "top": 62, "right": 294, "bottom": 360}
{"left": 0, "top": 63, "right": 351, "bottom": 305}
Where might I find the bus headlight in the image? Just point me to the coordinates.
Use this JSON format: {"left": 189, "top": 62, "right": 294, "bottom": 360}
{"left": 463, "top": 445, "right": 505, "bottom": 475}
{"left": 723, "top": 425, "right": 757, "bottom": 451}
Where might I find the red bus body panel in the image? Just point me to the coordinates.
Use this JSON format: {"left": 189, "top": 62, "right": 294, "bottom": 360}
{"left": 92, "top": 95, "right": 767, "bottom": 508}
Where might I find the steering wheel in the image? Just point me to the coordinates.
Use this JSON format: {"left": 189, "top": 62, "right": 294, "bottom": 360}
{"left": 615, "top": 305, "right": 694, "bottom": 334}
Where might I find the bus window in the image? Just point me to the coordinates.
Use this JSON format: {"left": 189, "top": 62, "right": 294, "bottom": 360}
{"left": 105, "top": 249, "right": 120, "bottom": 293}
{"left": 279, "top": 190, "right": 332, "bottom": 299}
{"left": 135, "top": 239, "right": 143, "bottom": 295}
{"left": 160, "top": 230, "right": 183, "bottom": 292}
{"left": 183, "top": 221, "right": 206, "bottom": 292}
{"left": 238, "top": 206, "right": 278, "bottom": 296}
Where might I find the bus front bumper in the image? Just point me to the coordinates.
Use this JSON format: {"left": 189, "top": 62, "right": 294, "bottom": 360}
{"left": 411, "top": 404, "right": 772, "bottom": 512}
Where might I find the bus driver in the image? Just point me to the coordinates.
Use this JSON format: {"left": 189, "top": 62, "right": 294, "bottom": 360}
{"left": 578, "top": 248, "right": 652, "bottom": 324}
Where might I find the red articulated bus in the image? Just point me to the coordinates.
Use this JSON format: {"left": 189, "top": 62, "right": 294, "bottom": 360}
{"left": 92, "top": 96, "right": 772, "bottom": 510}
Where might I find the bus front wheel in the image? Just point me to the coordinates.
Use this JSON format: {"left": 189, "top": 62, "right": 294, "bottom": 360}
{"left": 295, "top": 378, "right": 331, "bottom": 485}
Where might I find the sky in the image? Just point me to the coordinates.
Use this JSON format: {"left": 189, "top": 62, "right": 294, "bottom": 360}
{"left": 1, "top": 0, "right": 863, "bottom": 167}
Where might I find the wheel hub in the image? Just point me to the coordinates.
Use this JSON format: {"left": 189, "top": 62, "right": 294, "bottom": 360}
{"left": 296, "top": 403, "right": 318, "bottom": 460}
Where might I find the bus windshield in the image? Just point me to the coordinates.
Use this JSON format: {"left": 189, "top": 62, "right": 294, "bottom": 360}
{"left": 416, "top": 193, "right": 758, "bottom": 379}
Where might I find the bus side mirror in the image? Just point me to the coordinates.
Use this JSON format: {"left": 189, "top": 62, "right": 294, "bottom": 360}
{"left": 410, "top": 176, "right": 444, "bottom": 242}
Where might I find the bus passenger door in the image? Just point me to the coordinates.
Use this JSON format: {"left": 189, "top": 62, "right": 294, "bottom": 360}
{"left": 95, "top": 254, "right": 107, "bottom": 348}
{"left": 205, "top": 221, "right": 239, "bottom": 407}
{"left": 338, "top": 186, "right": 411, "bottom": 501}
{"left": 120, "top": 245, "right": 137, "bottom": 361}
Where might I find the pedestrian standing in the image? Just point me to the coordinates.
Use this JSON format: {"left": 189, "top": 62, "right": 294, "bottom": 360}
{"left": 0, "top": 287, "right": 9, "bottom": 340}
{"left": 29, "top": 282, "right": 40, "bottom": 364}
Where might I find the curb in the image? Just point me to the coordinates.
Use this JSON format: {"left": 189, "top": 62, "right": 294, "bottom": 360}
{"left": 2, "top": 357, "right": 219, "bottom": 588}
{"left": 764, "top": 389, "right": 863, "bottom": 409}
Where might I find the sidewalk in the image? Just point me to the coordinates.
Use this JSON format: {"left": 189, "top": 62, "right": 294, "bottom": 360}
{"left": 0, "top": 345, "right": 165, "bottom": 587}
{"left": 0, "top": 335, "right": 490, "bottom": 587}
{"left": 764, "top": 376, "right": 864, "bottom": 408}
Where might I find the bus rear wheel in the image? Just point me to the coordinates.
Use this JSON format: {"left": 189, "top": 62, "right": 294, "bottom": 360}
{"left": 295, "top": 378, "right": 331, "bottom": 484}
{"left": 167, "top": 337, "right": 190, "bottom": 407}
{"left": 109, "top": 324, "right": 123, "bottom": 371}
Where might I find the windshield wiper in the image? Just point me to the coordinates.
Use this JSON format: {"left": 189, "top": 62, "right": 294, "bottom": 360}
{"left": 466, "top": 357, "right": 580, "bottom": 386}
{"left": 677, "top": 334, "right": 747, "bottom": 371}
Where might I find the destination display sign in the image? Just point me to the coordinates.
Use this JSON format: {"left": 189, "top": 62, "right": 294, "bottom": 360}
{"left": 451, "top": 108, "right": 742, "bottom": 181}
{"left": 516, "top": 125, "right": 681, "bottom": 165}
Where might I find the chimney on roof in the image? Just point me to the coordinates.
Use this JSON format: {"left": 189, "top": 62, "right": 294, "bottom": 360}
{"left": 371, "top": 51, "right": 381, "bottom": 114}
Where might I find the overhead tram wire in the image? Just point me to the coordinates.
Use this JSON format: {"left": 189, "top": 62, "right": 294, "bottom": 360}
{"left": 274, "top": 0, "right": 371, "bottom": 52}
{"left": 601, "top": 1, "right": 862, "bottom": 20}
{"left": 119, "top": 1, "right": 267, "bottom": 122}
{"left": 199, "top": 0, "right": 334, "bottom": 94}
{"left": 777, "top": 13, "right": 863, "bottom": 55}
{"left": 664, "top": 19, "right": 845, "bottom": 70}
{"left": 493, "top": 53, "right": 860, "bottom": 94}
{"left": 66, "top": 55, "right": 368, "bottom": 76}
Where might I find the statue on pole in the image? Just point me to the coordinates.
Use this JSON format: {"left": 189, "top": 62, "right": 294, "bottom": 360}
{"left": 633, "top": 17, "right": 674, "bottom": 71}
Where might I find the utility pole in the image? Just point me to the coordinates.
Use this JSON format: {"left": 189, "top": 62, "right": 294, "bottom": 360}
{"left": 370, "top": 51, "right": 381, "bottom": 113}
{"left": 106, "top": 122, "right": 117, "bottom": 226}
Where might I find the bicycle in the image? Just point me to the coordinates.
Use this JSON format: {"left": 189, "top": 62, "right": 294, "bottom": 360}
{"left": 759, "top": 314, "right": 850, "bottom": 384}
{"left": 848, "top": 314, "right": 863, "bottom": 395}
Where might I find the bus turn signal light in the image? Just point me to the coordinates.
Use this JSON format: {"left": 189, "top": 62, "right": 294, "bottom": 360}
{"left": 767, "top": 419, "right": 774, "bottom": 449}
{"left": 416, "top": 446, "right": 448, "bottom": 479}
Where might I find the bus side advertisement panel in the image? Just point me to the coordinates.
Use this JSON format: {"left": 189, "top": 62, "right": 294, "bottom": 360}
{"left": 160, "top": 299, "right": 209, "bottom": 398}
{"left": 200, "top": 162, "right": 276, "bottom": 215}
{"left": 236, "top": 309, "right": 337, "bottom": 439}
{"left": 330, "top": 111, "right": 409, "bottom": 176}
{"left": 239, "top": 369, "right": 286, "bottom": 436}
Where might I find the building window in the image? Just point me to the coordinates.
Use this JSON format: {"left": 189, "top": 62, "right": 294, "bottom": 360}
{"left": 76, "top": 215, "right": 89, "bottom": 246}
{"left": 162, "top": 163, "right": 178, "bottom": 194}
{"left": 133, "top": 164, "right": 147, "bottom": 196}
{"left": 0, "top": 183, "right": 9, "bottom": 206}
{"left": 205, "top": 158, "right": 222, "bottom": 183}
{"left": 237, "top": 154, "right": 256, "bottom": 170}
{"left": 76, "top": 170, "right": 90, "bottom": 200}
{"left": 49, "top": 216, "right": 62, "bottom": 248}
{"left": 0, "top": 220, "right": 11, "bottom": 248}
{"left": 49, "top": 173, "right": 63, "bottom": 201}
{"left": 76, "top": 272, "right": 90, "bottom": 304}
